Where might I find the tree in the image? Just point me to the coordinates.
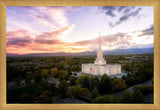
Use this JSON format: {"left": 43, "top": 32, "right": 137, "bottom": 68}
{"left": 38, "top": 90, "right": 52, "bottom": 103}
{"left": 100, "top": 74, "right": 113, "bottom": 94}
{"left": 25, "top": 72, "right": 33, "bottom": 84}
{"left": 48, "top": 83, "right": 58, "bottom": 95}
{"left": 133, "top": 85, "right": 153, "bottom": 95}
{"left": 41, "top": 69, "right": 49, "bottom": 80}
{"left": 58, "top": 80, "right": 69, "bottom": 98}
{"left": 92, "top": 95, "right": 119, "bottom": 103}
{"left": 132, "top": 89, "right": 144, "bottom": 103}
{"left": 57, "top": 64, "right": 64, "bottom": 70}
{"left": 70, "top": 77, "right": 77, "bottom": 86}
{"left": 91, "top": 87, "right": 99, "bottom": 99}
{"left": 75, "top": 74, "right": 90, "bottom": 85}
{"left": 69, "top": 86, "right": 90, "bottom": 99}
{"left": 91, "top": 77, "right": 100, "bottom": 91}
{"left": 121, "top": 90, "right": 133, "bottom": 103}
{"left": 58, "top": 70, "right": 66, "bottom": 79}
{"left": 112, "top": 78, "right": 127, "bottom": 91}
{"left": 82, "top": 76, "right": 90, "bottom": 90}
{"left": 33, "top": 71, "right": 42, "bottom": 83}
{"left": 14, "top": 75, "right": 23, "bottom": 86}
{"left": 19, "top": 92, "right": 33, "bottom": 103}
{"left": 63, "top": 74, "right": 70, "bottom": 81}
{"left": 50, "top": 68, "right": 58, "bottom": 77}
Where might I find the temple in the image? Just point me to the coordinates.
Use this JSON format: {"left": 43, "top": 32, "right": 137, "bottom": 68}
{"left": 82, "top": 33, "right": 121, "bottom": 76}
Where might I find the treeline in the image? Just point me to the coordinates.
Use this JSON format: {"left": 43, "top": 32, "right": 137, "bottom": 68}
{"left": 122, "top": 59, "right": 153, "bottom": 86}
{"left": 8, "top": 73, "right": 153, "bottom": 103}
{"left": 7, "top": 54, "right": 153, "bottom": 82}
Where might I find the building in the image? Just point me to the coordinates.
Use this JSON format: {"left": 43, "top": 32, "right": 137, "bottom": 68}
{"left": 82, "top": 33, "right": 121, "bottom": 76}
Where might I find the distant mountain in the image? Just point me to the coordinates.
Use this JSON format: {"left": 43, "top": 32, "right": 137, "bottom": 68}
{"left": 103, "top": 47, "right": 154, "bottom": 55}
{"left": 7, "top": 47, "right": 153, "bottom": 57}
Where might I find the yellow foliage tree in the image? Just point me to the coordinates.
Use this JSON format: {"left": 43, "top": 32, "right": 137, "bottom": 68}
{"left": 50, "top": 68, "right": 58, "bottom": 77}
{"left": 113, "top": 78, "right": 127, "bottom": 91}
{"left": 41, "top": 69, "right": 49, "bottom": 79}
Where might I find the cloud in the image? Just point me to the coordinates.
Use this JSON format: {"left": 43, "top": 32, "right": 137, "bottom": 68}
{"left": 115, "top": 8, "right": 142, "bottom": 26}
{"left": 73, "top": 32, "right": 133, "bottom": 50}
{"left": 118, "top": 6, "right": 129, "bottom": 12}
{"left": 7, "top": 36, "right": 32, "bottom": 46}
{"left": 101, "top": 6, "right": 142, "bottom": 27}
{"left": 101, "top": 6, "right": 117, "bottom": 17}
{"left": 23, "top": 6, "right": 80, "bottom": 27}
{"left": 34, "top": 24, "right": 74, "bottom": 44}
{"left": 139, "top": 24, "right": 154, "bottom": 36}
{"left": 7, "top": 30, "right": 30, "bottom": 38}
{"left": 7, "top": 24, "right": 76, "bottom": 54}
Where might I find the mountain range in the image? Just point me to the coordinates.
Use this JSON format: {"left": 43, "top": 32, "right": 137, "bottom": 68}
{"left": 7, "top": 47, "right": 154, "bottom": 57}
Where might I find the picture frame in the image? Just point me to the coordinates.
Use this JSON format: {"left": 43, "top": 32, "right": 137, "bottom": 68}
{"left": 0, "top": 0, "right": 160, "bottom": 110}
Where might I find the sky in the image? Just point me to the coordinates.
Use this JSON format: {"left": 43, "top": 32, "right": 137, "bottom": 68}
{"left": 7, "top": 6, "right": 154, "bottom": 54}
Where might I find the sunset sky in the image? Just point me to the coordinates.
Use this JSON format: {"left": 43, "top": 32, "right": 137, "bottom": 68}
{"left": 7, "top": 6, "right": 154, "bottom": 54}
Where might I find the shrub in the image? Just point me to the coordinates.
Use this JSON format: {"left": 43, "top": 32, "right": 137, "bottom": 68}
{"left": 121, "top": 90, "right": 133, "bottom": 103}
{"left": 92, "top": 95, "right": 119, "bottom": 103}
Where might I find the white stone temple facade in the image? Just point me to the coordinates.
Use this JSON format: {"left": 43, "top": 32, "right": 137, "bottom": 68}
{"left": 82, "top": 33, "right": 121, "bottom": 76}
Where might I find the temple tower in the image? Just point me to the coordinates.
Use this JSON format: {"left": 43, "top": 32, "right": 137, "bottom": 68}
{"left": 94, "top": 33, "right": 106, "bottom": 65}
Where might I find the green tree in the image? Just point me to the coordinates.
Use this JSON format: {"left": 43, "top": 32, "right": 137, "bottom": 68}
{"left": 100, "top": 74, "right": 113, "bottom": 94}
{"left": 57, "top": 64, "right": 64, "bottom": 70}
{"left": 48, "top": 83, "right": 58, "bottom": 95}
{"left": 82, "top": 76, "right": 90, "bottom": 90}
{"left": 92, "top": 95, "right": 119, "bottom": 103}
{"left": 91, "top": 87, "right": 99, "bottom": 99}
{"left": 25, "top": 72, "right": 33, "bottom": 84}
{"left": 63, "top": 74, "right": 70, "bottom": 81}
{"left": 91, "top": 77, "right": 100, "bottom": 91}
{"left": 75, "top": 74, "right": 90, "bottom": 85}
{"left": 14, "top": 75, "right": 23, "bottom": 86}
{"left": 41, "top": 69, "right": 49, "bottom": 80}
{"left": 132, "top": 89, "right": 144, "bottom": 103}
{"left": 70, "top": 77, "right": 77, "bottom": 86}
{"left": 34, "top": 71, "right": 42, "bottom": 83}
{"left": 50, "top": 68, "right": 58, "bottom": 77}
{"left": 121, "top": 90, "right": 133, "bottom": 103}
{"left": 58, "top": 80, "right": 69, "bottom": 98}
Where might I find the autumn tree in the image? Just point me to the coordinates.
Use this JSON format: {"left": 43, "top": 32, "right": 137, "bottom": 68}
{"left": 69, "top": 86, "right": 90, "bottom": 99}
{"left": 112, "top": 78, "right": 127, "bottom": 91}
{"left": 38, "top": 90, "right": 52, "bottom": 103}
{"left": 50, "top": 68, "right": 58, "bottom": 77}
{"left": 41, "top": 69, "right": 49, "bottom": 80}
{"left": 58, "top": 70, "right": 66, "bottom": 79}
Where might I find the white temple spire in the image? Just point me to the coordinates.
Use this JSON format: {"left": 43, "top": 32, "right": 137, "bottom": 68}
{"left": 99, "top": 32, "right": 101, "bottom": 49}
{"left": 94, "top": 33, "right": 106, "bottom": 65}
